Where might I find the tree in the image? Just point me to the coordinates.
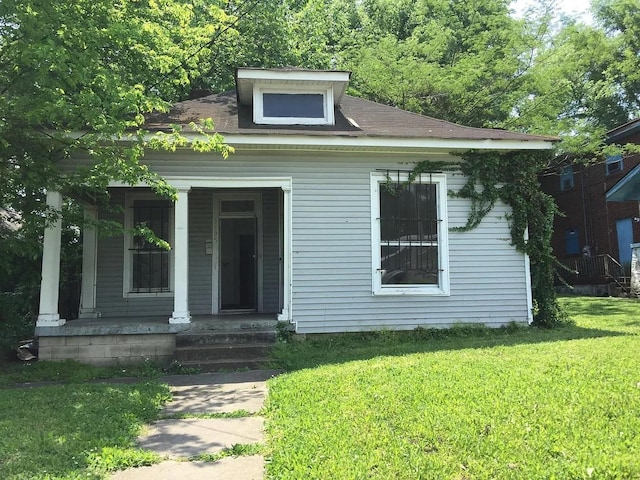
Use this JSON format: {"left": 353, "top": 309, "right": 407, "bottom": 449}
{"left": 0, "top": 0, "right": 241, "bottom": 346}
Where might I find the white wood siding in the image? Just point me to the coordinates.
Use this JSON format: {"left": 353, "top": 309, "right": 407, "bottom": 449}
{"left": 95, "top": 190, "right": 174, "bottom": 317}
{"left": 188, "top": 189, "right": 213, "bottom": 314}
{"left": 77, "top": 150, "right": 530, "bottom": 330}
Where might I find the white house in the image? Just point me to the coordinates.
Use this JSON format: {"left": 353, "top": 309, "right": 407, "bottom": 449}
{"left": 35, "top": 68, "right": 556, "bottom": 366}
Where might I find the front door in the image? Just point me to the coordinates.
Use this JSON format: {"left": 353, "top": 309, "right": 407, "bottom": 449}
{"left": 215, "top": 193, "right": 262, "bottom": 313}
{"left": 220, "top": 217, "right": 257, "bottom": 310}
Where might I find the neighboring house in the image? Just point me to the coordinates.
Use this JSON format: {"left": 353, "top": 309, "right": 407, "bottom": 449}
{"left": 540, "top": 119, "right": 640, "bottom": 293}
{"left": 35, "top": 68, "right": 555, "bottom": 365}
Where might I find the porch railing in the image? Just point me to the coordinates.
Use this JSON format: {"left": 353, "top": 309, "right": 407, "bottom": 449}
{"left": 559, "top": 254, "right": 624, "bottom": 285}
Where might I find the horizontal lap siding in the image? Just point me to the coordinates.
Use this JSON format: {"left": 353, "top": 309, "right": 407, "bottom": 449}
{"left": 78, "top": 151, "right": 529, "bottom": 330}
{"left": 145, "top": 152, "right": 528, "bottom": 332}
{"left": 95, "top": 190, "right": 173, "bottom": 317}
{"left": 188, "top": 189, "right": 213, "bottom": 314}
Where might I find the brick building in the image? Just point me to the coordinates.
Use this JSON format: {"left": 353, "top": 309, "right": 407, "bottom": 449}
{"left": 540, "top": 119, "right": 640, "bottom": 286}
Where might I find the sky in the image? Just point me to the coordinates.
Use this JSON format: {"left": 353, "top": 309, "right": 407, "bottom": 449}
{"left": 511, "top": 0, "right": 594, "bottom": 23}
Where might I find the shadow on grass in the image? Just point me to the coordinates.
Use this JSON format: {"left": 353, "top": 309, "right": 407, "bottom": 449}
{"left": 0, "top": 381, "right": 170, "bottom": 479}
{"left": 272, "top": 322, "right": 628, "bottom": 372}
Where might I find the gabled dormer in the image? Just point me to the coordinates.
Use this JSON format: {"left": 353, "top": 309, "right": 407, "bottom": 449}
{"left": 236, "top": 67, "right": 350, "bottom": 126}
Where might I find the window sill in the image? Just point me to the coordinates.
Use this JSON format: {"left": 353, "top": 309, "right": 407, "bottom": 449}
{"left": 123, "top": 291, "right": 174, "bottom": 299}
{"left": 373, "top": 286, "right": 450, "bottom": 297}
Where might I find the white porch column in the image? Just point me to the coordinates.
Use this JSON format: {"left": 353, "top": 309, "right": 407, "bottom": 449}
{"left": 79, "top": 205, "right": 99, "bottom": 318}
{"left": 278, "top": 184, "right": 292, "bottom": 322}
{"left": 37, "top": 191, "right": 65, "bottom": 327}
{"left": 169, "top": 186, "right": 191, "bottom": 324}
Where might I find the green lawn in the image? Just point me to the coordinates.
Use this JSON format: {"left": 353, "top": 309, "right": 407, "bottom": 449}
{"left": 0, "top": 297, "right": 638, "bottom": 479}
{"left": 265, "top": 297, "right": 640, "bottom": 479}
{"left": 0, "top": 382, "right": 170, "bottom": 479}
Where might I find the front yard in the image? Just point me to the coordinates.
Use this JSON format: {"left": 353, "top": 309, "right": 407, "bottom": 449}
{"left": 0, "top": 296, "right": 638, "bottom": 479}
{"left": 266, "top": 297, "right": 640, "bottom": 479}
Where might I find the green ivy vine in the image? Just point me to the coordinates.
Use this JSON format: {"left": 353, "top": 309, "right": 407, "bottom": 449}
{"left": 415, "top": 150, "right": 563, "bottom": 328}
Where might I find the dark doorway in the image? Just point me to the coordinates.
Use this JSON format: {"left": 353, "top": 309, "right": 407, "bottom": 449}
{"left": 220, "top": 217, "right": 257, "bottom": 310}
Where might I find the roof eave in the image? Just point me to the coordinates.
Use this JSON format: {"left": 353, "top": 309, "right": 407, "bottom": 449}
{"left": 218, "top": 133, "right": 555, "bottom": 152}
{"left": 606, "top": 163, "right": 640, "bottom": 202}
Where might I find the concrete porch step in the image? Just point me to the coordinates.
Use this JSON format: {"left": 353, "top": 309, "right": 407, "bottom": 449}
{"left": 174, "top": 344, "right": 274, "bottom": 362}
{"left": 172, "top": 327, "right": 278, "bottom": 371}
{"left": 176, "top": 330, "right": 277, "bottom": 347}
{"left": 176, "top": 358, "right": 273, "bottom": 372}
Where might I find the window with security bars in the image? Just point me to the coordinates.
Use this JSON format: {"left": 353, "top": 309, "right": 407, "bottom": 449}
{"left": 372, "top": 171, "right": 449, "bottom": 295}
{"left": 130, "top": 200, "right": 171, "bottom": 293}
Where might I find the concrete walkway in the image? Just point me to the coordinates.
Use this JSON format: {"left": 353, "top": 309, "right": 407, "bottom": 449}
{"left": 110, "top": 370, "right": 280, "bottom": 480}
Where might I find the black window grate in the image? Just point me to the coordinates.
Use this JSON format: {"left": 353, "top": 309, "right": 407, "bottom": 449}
{"left": 379, "top": 170, "right": 441, "bottom": 285}
{"left": 130, "top": 201, "right": 171, "bottom": 293}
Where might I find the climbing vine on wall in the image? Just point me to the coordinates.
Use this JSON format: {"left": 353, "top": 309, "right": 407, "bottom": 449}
{"left": 415, "top": 150, "right": 563, "bottom": 327}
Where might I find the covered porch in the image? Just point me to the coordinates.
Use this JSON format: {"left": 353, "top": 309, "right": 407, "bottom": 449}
{"left": 35, "top": 177, "right": 293, "bottom": 364}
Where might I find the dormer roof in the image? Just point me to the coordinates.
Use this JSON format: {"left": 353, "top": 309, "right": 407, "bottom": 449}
{"left": 235, "top": 67, "right": 350, "bottom": 106}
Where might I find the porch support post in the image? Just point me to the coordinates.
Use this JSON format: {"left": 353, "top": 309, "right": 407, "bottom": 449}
{"left": 169, "top": 186, "right": 191, "bottom": 324}
{"left": 79, "top": 205, "right": 99, "bottom": 318}
{"left": 37, "top": 191, "right": 65, "bottom": 327}
{"left": 278, "top": 184, "right": 292, "bottom": 322}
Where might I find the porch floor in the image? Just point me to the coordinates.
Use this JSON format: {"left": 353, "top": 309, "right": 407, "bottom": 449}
{"left": 35, "top": 314, "right": 279, "bottom": 337}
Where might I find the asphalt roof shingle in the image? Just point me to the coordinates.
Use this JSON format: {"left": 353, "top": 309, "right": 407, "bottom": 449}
{"left": 144, "top": 90, "right": 556, "bottom": 143}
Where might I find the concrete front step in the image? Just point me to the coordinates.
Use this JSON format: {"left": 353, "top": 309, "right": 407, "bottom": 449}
{"left": 173, "top": 327, "right": 277, "bottom": 371}
{"left": 176, "top": 358, "right": 273, "bottom": 372}
{"left": 176, "top": 330, "right": 277, "bottom": 347}
{"left": 186, "top": 318, "right": 278, "bottom": 332}
{"left": 174, "top": 344, "right": 274, "bottom": 362}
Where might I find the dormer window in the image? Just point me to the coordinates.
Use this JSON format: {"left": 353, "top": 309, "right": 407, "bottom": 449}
{"left": 236, "top": 67, "right": 350, "bottom": 127}
{"left": 254, "top": 85, "right": 334, "bottom": 125}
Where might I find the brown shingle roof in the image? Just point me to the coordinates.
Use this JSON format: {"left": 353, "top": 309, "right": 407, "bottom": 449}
{"left": 144, "top": 91, "right": 556, "bottom": 142}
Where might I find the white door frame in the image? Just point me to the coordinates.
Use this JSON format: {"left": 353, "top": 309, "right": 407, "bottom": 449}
{"left": 161, "top": 177, "right": 293, "bottom": 323}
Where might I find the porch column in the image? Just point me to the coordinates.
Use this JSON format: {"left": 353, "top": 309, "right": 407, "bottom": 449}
{"left": 278, "top": 184, "right": 292, "bottom": 322}
{"left": 37, "top": 191, "right": 65, "bottom": 327}
{"left": 169, "top": 186, "right": 191, "bottom": 324}
{"left": 79, "top": 205, "right": 99, "bottom": 318}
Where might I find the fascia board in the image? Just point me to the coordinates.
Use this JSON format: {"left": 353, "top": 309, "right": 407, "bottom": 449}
{"left": 237, "top": 68, "right": 350, "bottom": 83}
{"left": 64, "top": 130, "right": 555, "bottom": 152}
{"left": 218, "top": 134, "right": 555, "bottom": 151}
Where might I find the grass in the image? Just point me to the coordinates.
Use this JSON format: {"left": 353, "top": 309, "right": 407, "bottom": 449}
{"left": 0, "top": 296, "right": 638, "bottom": 479}
{"left": 0, "top": 358, "right": 200, "bottom": 387}
{"left": 265, "top": 297, "right": 640, "bottom": 479}
{"left": 0, "top": 382, "right": 171, "bottom": 479}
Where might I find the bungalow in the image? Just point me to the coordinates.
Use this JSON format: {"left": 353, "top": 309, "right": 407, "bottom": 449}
{"left": 35, "top": 68, "right": 555, "bottom": 366}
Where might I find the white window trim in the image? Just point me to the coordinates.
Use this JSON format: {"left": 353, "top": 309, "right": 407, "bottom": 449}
{"left": 253, "top": 83, "right": 334, "bottom": 125}
{"left": 370, "top": 172, "right": 450, "bottom": 296}
{"left": 606, "top": 155, "right": 623, "bottom": 176}
{"left": 123, "top": 191, "right": 174, "bottom": 298}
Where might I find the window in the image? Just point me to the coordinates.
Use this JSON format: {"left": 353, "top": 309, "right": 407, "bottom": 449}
{"left": 606, "top": 155, "right": 623, "bottom": 175}
{"left": 560, "top": 166, "right": 574, "bottom": 191}
{"left": 371, "top": 172, "right": 449, "bottom": 296}
{"left": 124, "top": 194, "right": 173, "bottom": 296}
{"left": 263, "top": 93, "right": 324, "bottom": 118}
{"left": 253, "top": 85, "right": 334, "bottom": 125}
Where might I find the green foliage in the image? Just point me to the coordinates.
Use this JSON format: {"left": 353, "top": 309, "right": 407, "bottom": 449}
{"left": 190, "top": 442, "right": 264, "bottom": 462}
{"left": 0, "top": 382, "right": 171, "bottom": 479}
{"left": 442, "top": 150, "right": 564, "bottom": 327}
{"left": 86, "top": 447, "right": 162, "bottom": 473}
{"left": 266, "top": 296, "right": 640, "bottom": 479}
